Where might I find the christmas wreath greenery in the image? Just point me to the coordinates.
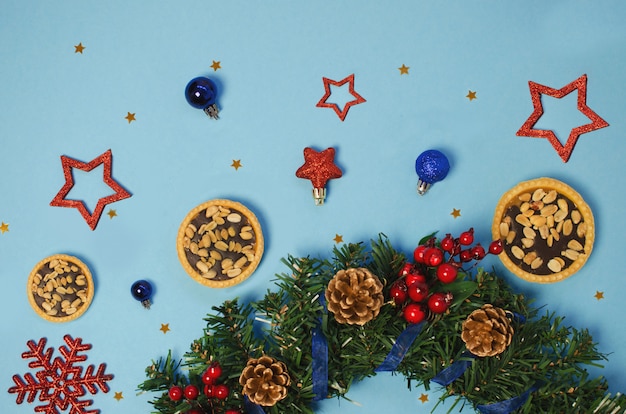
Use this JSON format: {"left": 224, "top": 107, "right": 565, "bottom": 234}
{"left": 138, "top": 231, "right": 626, "bottom": 414}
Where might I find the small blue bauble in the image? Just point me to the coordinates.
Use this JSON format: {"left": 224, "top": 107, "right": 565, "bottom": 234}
{"left": 185, "top": 77, "right": 217, "bottom": 109}
{"left": 415, "top": 149, "right": 450, "bottom": 195}
{"left": 131, "top": 280, "right": 153, "bottom": 309}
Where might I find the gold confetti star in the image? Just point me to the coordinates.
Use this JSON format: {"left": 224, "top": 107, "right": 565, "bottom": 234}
{"left": 74, "top": 42, "right": 85, "bottom": 54}
{"left": 113, "top": 392, "right": 124, "bottom": 401}
{"left": 210, "top": 60, "right": 221, "bottom": 71}
{"left": 231, "top": 159, "right": 242, "bottom": 170}
{"left": 466, "top": 90, "right": 477, "bottom": 101}
{"left": 160, "top": 323, "right": 170, "bottom": 334}
{"left": 595, "top": 291, "right": 604, "bottom": 300}
{"left": 107, "top": 209, "right": 117, "bottom": 219}
{"left": 451, "top": 208, "right": 461, "bottom": 218}
{"left": 0, "top": 222, "right": 9, "bottom": 234}
{"left": 419, "top": 393, "right": 429, "bottom": 403}
{"left": 398, "top": 64, "right": 409, "bottom": 75}
{"left": 333, "top": 234, "right": 343, "bottom": 244}
{"left": 125, "top": 112, "right": 136, "bottom": 123}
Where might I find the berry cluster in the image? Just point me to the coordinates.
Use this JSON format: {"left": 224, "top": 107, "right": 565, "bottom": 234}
{"left": 389, "top": 228, "right": 503, "bottom": 325}
{"left": 167, "top": 362, "right": 241, "bottom": 414}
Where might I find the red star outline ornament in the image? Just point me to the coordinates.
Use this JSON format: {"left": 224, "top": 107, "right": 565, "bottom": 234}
{"left": 296, "top": 147, "right": 343, "bottom": 205}
{"left": 516, "top": 74, "right": 608, "bottom": 162}
{"left": 316, "top": 74, "right": 366, "bottom": 121}
{"left": 50, "top": 149, "right": 131, "bottom": 230}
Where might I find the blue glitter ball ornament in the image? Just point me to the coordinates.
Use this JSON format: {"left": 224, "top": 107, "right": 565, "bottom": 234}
{"left": 185, "top": 77, "right": 219, "bottom": 119}
{"left": 131, "top": 280, "right": 153, "bottom": 309}
{"left": 415, "top": 149, "right": 450, "bottom": 195}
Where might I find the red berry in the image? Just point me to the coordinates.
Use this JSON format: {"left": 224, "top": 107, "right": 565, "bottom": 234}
{"left": 184, "top": 384, "right": 199, "bottom": 400}
{"left": 427, "top": 292, "right": 452, "bottom": 314}
{"left": 225, "top": 410, "right": 242, "bottom": 414}
{"left": 413, "top": 245, "right": 428, "bottom": 264}
{"left": 168, "top": 385, "right": 183, "bottom": 401}
{"left": 459, "top": 228, "right": 474, "bottom": 245}
{"left": 201, "top": 371, "right": 215, "bottom": 385}
{"left": 405, "top": 271, "right": 426, "bottom": 286}
{"left": 459, "top": 249, "right": 473, "bottom": 262}
{"left": 407, "top": 281, "right": 429, "bottom": 302}
{"left": 399, "top": 262, "right": 413, "bottom": 276}
{"left": 424, "top": 247, "right": 444, "bottom": 266}
{"left": 214, "top": 384, "right": 230, "bottom": 400}
{"left": 389, "top": 279, "right": 408, "bottom": 305}
{"left": 440, "top": 234, "right": 455, "bottom": 253}
{"left": 204, "top": 362, "right": 222, "bottom": 382}
{"left": 403, "top": 303, "right": 426, "bottom": 324}
{"left": 204, "top": 383, "right": 215, "bottom": 398}
{"left": 489, "top": 239, "right": 503, "bottom": 255}
{"left": 186, "top": 410, "right": 202, "bottom": 414}
{"left": 436, "top": 263, "right": 458, "bottom": 283}
{"left": 471, "top": 244, "right": 486, "bottom": 260}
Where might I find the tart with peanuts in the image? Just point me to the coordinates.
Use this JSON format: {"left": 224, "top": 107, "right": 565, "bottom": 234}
{"left": 492, "top": 178, "right": 594, "bottom": 283}
{"left": 177, "top": 199, "right": 264, "bottom": 288}
{"left": 27, "top": 254, "right": 94, "bottom": 322}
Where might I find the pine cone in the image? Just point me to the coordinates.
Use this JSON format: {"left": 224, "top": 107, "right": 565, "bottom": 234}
{"left": 325, "top": 267, "right": 384, "bottom": 326}
{"left": 239, "top": 355, "right": 291, "bottom": 406}
{"left": 461, "top": 304, "right": 514, "bottom": 357}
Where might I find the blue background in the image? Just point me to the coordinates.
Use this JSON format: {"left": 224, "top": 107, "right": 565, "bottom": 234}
{"left": 1, "top": 1, "right": 625, "bottom": 412}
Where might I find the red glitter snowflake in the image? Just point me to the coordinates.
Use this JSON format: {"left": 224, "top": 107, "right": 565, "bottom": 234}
{"left": 8, "top": 335, "right": 113, "bottom": 414}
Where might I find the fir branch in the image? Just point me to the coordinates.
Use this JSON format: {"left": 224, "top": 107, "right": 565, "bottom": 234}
{"left": 138, "top": 234, "right": 625, "bottom": 414}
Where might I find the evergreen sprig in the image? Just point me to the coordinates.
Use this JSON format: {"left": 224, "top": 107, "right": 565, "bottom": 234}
{"left": 138, "top": 234, "right": 626, "bottom": 414}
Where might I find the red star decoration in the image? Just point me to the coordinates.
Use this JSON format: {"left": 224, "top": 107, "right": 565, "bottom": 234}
{"left": 296, "top": 147, "right": 343, "bottom": 205}
{"left": 516, "top": 74, "right": 608, "bottom": 162}
{"left": 316, "top": 74, "right": 366, "bottom": 121}
{"left": 50, "top": 149, "right": 132, "bottom": 230}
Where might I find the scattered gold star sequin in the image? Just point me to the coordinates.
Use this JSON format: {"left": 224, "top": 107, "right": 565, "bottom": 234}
{"left": 0, "top": 222, "right": 9, "bottom": 234}
{"left": 125, "top": 112, "right": 136, "bottom": 123}
{"left": 231, "top": 159, "right": 242, "bottom": 170}
{"left": 398, "top": 64, "right": 409, "bottom": 75}
{"left": 466, "top": 90, "right": 477, "bottom": 101}
{"left": 160, "top": 323, "right": 170, "bottom": 334}
{"left": 419, "top": 393, "right": 429, "bottom": 403}
{"left": 113, "top": 392, "right": 124, "bottom": 401}
{"left": 107, "top": 209, "right": 117, "bottom": 219}
{"left": 595, "top": 291, "right": 604, "bottom": 300}
{"left": 74, "top": 43, "right": 85, "bottom": 54}
{"left": 333, "top": 234, "right": 343, "bottom": 244}
{"left": 210, "top": 60, "right": 221, "bottom": 71}
{"left": 451, "top": 208, "right": 461, "bottom": 218}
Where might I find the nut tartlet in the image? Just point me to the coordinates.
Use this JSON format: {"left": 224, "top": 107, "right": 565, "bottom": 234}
{"left": 492, "top": 178, "right": 594, "bottom": 283}
{"left": 27, "top": 254, "right": 94, "bottom": 322}
{"left": 177, "top": 199, "right": 264, "bottom": 288}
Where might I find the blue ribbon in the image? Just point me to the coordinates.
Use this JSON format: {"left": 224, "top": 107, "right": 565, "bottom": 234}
{"left": 431, "top": 353, "right": 475, "bottom": 386}
{"left": 311, "top": 296, "right": 329, "bottom": 401}
{"left": 476, "top": 384, "right": 539, "bottom": 414}
{"left": 244, "top": 395, "right": 266, "bottom": 414}
{"left": 375, "top": 321, "right": 426, "bottom": 372}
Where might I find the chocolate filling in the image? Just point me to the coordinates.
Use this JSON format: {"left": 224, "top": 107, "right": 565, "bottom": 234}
{"left": 30, "top": 260, "right": 88, "bottom": 316}
{"left": 501, "top": 195, "right": 587, "bottom": 276}
{"left": 184, "top": 207, "right": 257, "bottom": 281}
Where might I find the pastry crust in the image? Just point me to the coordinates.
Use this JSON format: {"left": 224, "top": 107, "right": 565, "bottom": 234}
{"left": 177, "top": 199, "right": 264, "bottom": 288}
{"left": 492, "top": 178, "right": 594, "bottom": 283}
{"left": 27, "top": 254, "right": 94, "bottom": 322}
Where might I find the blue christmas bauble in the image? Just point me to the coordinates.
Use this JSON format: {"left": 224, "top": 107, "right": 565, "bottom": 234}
{"left": 185, "top": 77, "right": 217, "bottom": 109}
{"left": 131, "top": 280, "right": 153, "bottom": 303}
{"left": 415, "top": 149, "right": 450, "bottom": 184}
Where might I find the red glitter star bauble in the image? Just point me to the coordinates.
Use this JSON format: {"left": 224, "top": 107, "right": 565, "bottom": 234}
{"left": 296, "top": 147, "right": 343, "bottom": 205}
{"left": 516, "top": 74, "right": 609, "bottom": 162}
{"left": 50, "top": 149, "right": 132, "bottom": 230}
